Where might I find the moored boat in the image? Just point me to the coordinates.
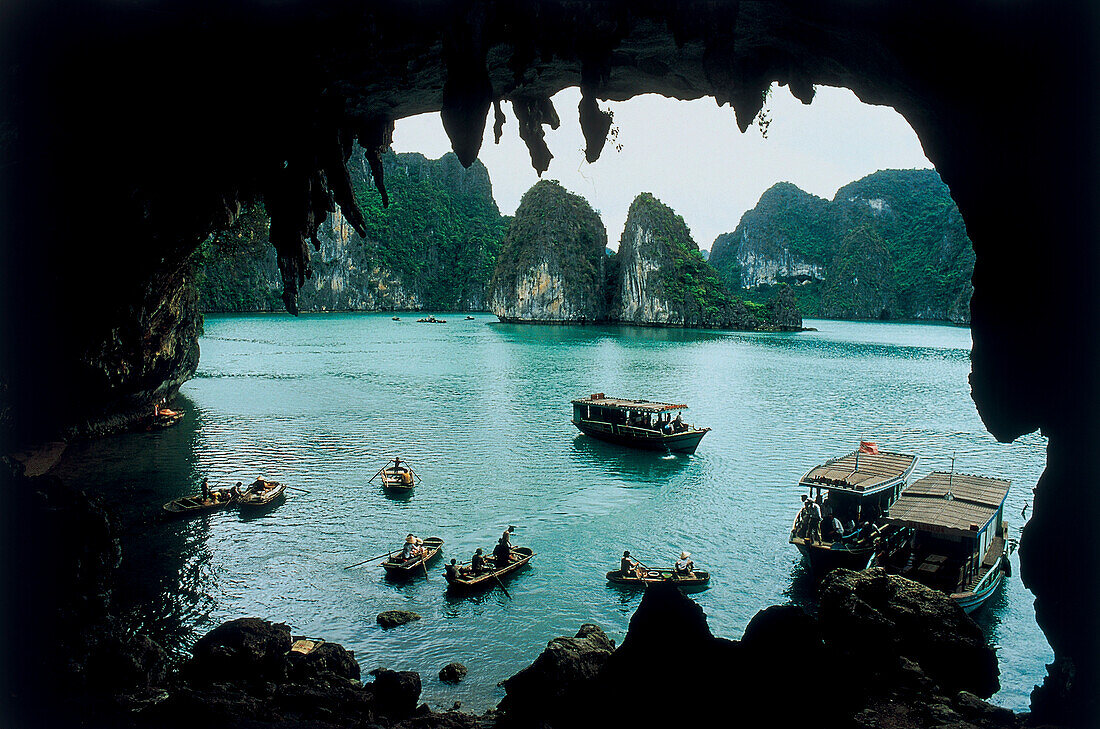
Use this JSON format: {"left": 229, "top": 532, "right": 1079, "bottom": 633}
{"left": 382, "top": 536, "right": 444, "bottom": 578}
{"left": 146, "top": 410, "right": 184, "bottom": 430}
{"left": 233, "top": 478, "right": 287, "bottom": 509}
{"left": 877, "top": 471, "right": 1011, "bottom": 614}
{"left": 373, "top": 458, "right": 419, "bottom": 492}
{"left": 162, "top": 487, "right": 235, "bottom": 515}
{"left": 445, "top": 546, "right": 534, "bottom": 590}
{"left": 571, "top": 394, "right": 710, "bottom": 454}
{"left": 605, "top": 568, "right": 710, "bottom": 589}
{"left": 790, "top": 443, "right": 917, "bottom": 573}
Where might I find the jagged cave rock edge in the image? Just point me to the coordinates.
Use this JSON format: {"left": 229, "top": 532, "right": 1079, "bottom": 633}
{"left": 2, "top": 2, "right": 1098, "bottom": 722}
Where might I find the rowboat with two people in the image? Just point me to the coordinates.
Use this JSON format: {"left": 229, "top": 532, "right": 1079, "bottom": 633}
{"left": 571, "top": 394, "right": 710, "bottom": 454}
{"left": 162, "top": 477, "right": 236, "bottom": 516}
{"left": 877, "top": 470, "right": 1012, "bottom": 614}
{"left": 372, "top": 457, "right": 420, "bottom": 493}
{"left": 233, "top": 477, "right": 287, "bottom": 510}
{"left": 606, "top": 549, "right": 710, "bottom": 589}
{"left": 382, "top": 535, "right": 444, "bottom": 579}
{"left": 445, "top": 528, "right": 533, "bottom": 592}
{"left": 790, "top": 442, "right": 917, "bottom": 573}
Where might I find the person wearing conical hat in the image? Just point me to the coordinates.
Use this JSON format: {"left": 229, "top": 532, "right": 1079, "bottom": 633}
{"left": 401, "top": 534, "right": 420, "bottom": 561}
{"left": 674, "top": 551, "right": 695, "bottom": 577}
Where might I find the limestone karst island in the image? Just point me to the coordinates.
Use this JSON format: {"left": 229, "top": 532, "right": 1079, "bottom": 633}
{"left": 3, "top": 3, "right": 1097, "bottom": 729}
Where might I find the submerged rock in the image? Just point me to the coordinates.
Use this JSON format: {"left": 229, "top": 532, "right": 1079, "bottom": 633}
{"left": 377, "top": 610, "right": 421, "bottom": 629}
{"left": 439, "top": 662, "right": 468, "bottom": 683}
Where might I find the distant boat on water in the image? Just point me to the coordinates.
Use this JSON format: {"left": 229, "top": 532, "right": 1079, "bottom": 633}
{"left": 570, "top": 394, "right": 710, "bottom": 454}
{"left": 877, "top": 471, "right": 1011, "bottom": 614}
{"left": 417, "top": 315, "right": 446, "bottom": 323}
{"left": 790, "top": 444, "right": 917, "bottom": 572}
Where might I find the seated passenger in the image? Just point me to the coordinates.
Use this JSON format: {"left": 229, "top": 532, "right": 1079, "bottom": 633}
{"left": 674, "top": 551, "right": 695, "bottom": 577}
{"left": 401, "top": 534, "right": 420, "bottom": 560}
{"left": 471, "top": 548, "right": 488, "bottom": 574}
{"left": 620, "top": 550, "right": 642, "bottom": 578}
{"left": 445, "top": 559, "right": 459, "bottom": 580}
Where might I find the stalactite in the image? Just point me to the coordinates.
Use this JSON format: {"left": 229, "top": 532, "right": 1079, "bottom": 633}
{"left": 358, "top": 119, "right": 394, "bottom": 207}
{"left": 512, "top": 95, "right": 560, "bottom": 175}
{"left": 440, "top": 4, "right": 492, "bottom": 167}
{"left": 493, "top": 100, "right": 506, "bottom": 144}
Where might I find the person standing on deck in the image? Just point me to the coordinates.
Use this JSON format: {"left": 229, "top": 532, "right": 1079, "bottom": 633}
{"left": 805, "top": 497, "right": 823, "bottom": 543}
{"left": 200, "top": 477, "right": 210, "bottom": 501}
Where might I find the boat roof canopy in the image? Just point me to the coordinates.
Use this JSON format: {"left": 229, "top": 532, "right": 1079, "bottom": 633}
{"left": 572, "top": 395, "right": 688, "bottom": 413}
{"left": 884, "top": 472, "right": 1010, "bottom": 537}
{"left": 799, "top": 450, "right": 918, "bottom": 495}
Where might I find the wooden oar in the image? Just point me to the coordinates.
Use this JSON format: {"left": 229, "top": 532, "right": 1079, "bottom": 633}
{"left": 493, "top": 574, "right": 511, "bottom": 599}
{"left": 285, "top": 486, "right": 312, "bottom": 495}
{"left": 344, "top": 550, "right": 393, "bottom": 570}
{"left": 421, "top": 558, "right": 429, "bottom": 580}
{"left": 367, "top": 464, "right": 387, "bottom": 484}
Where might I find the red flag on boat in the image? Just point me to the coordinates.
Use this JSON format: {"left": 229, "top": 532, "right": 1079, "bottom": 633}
{"left": 859, "top": 441, "right": 879, "bottom": 455}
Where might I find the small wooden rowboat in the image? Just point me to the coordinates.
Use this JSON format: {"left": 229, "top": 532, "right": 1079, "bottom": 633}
{"left": 382, "top": 537, "right": 444, "bottom": 577}
{"left": 445, "top": 546, "right": 534, "bottom": 590}
{"left": 147, "top": 410, "right": 184, "bottom": 431}
{"left": 233, "top": 479, "right": 287, "bottom": 509}
{"left": 605, "top": 568, "right": 711, "bottom": 588}
{"left": 162, "top": 487, "right": 235, "bottom": 515}
{"left": 373, "top": 459, "right": 420, "bottom": 492}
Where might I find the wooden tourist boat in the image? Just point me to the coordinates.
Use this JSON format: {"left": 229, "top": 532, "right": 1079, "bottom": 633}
{"left": 571, "top": 394, "right": 710, "bottom": 454}
{"left": 372, "top": 458, "right": 420, "bottom": 492}
{"left": 417, "top": 315, "right": 446, "bottom": 323}
{"left": 790, "top": 444, "right": 917, "bottom": 573}
{"left": 162, "top": 487, "right": 235, "bottom": 515}
{"left": 381, "top": 536, "right": 444, "bottom": 578}
{"left": 605, "top": 568, "right": 711, "bottom": 589}
{"left": 877, "top": 471, "right": 1011, "bottom": 614}
{"left": 445, "top": 546, "right": 534, "bottom": 591}
{"left": 233, "top": 478, "right": 287, "bottom": 509}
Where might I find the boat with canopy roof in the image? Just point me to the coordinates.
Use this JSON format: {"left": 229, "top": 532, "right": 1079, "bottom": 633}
{"left": 570, "top": 394, "right": 710, "bottom": 454}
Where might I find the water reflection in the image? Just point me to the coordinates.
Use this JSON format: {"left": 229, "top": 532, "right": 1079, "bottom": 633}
{"left": 570, "top": 435, "right": 693, "bottom": 482}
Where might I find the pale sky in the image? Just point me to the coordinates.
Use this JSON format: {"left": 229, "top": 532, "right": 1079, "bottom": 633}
{"left": 392, "top": 85, "right": 932, "bottom": 252}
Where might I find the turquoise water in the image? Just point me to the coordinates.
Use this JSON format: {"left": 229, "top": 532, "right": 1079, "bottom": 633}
{"left": 56, "top": 314, "right": 1051, "bottom": 711}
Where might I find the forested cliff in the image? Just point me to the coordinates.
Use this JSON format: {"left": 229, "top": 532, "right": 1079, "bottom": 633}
{"left": 708, "top": 169, "right": 974, "bottom": 322}
{"left": 195, "top": 150, "right": 508, "bottom": 312}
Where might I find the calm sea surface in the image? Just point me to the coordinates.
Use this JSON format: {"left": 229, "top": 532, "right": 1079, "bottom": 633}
{"left": 56, "top": 314, "right": 1051, "bottom": 711}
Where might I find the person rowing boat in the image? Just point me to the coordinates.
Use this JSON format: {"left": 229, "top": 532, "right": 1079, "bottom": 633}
{"left": 620, "top": 550, "right": 644, "bottom": 579}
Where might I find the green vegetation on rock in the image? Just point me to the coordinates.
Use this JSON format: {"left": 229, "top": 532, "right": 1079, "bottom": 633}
{"left": 195, "top": 150, "right": 508, "bottom": 313}
{"left": 710, "top": 169, "right": 974, "bottom": 322}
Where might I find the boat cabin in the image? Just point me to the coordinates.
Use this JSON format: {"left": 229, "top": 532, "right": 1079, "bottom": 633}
{"left": 572, "top": 394, "right": 690, "bottom": 432}
{"left": 799, "top": 449, "right": 918, "bottom": 525}
{"left": 881, "top": 472, "right": 1010, "bottom": 594}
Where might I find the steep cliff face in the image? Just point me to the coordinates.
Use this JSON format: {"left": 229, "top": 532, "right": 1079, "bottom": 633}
{"left": 612, "top": 193, "right": 801, "bottom": 330}
{"left": 709, "top": 183, "right": 832, "bottom": 289}
{"left": 713, "top": 171, "right": 973, "bottom": 323}
{"left": 488, "top": 180, "right": 608, "bottom": 322}
{"left": 196, "top": 150, "right": 504, "bottom": 312}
